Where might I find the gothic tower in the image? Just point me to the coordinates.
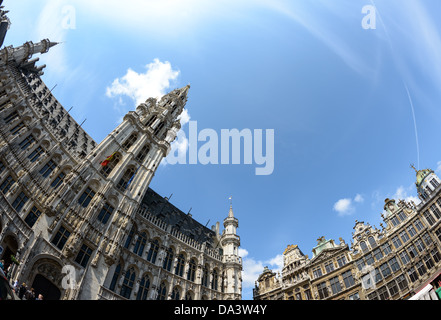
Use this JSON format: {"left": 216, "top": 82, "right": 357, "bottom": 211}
{"left": 43, "top": 86, "right": 191, "bottom": 299}
{"left": 220, "top": 204, "right": 242, "bottom": 299}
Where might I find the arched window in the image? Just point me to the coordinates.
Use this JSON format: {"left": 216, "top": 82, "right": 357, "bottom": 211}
{"left": 120, "top": 267, "right": 136, "bottom": 299}
{"left": 360, "top": 241, "right": 368, "bottom": 252}
{"left": 185, "top": 291, "right": 193, "bottom": 300}
{"left": 154, "top": 122, "right": 165, "bottom": 136}
{"left": 133, "top": 232, "right": 147, "bottom": 256}
{"left": 121, "top": 133, "right": 138, "bottom": 151}
{"left": 124, "top": 226, "right": 135, "bottom": 249}
{"left": 145, "top": 115, "right": 157, "bottom": 127}
{"left": 109, "top": 263, "right": 122, "bottom": 292}
{"left": 187, "top": 258, "right": 197, "bottom": 282}
{"left": 100, "top": 153, "right": 120, "bottom": 178}
{"left": 117, "top": 167, "right": 136, "bottom": 191}
{"left": 201, "top": 265, "right": 209, "bottom": 287}
{"left": 136, "top": 275, "right": 150, "bottom": 300}
{"left": 368, "top": 236, "right": 377, "bottom": 249}
{"left": 147, "top": 239, "right": 159, "bottom": 264}
{"left": 175, "top": 253, "right": 185, "bottom": 277}
{"left": 157, "top": 282, "right": 167, "bottom": 300}
{"left": 135, "top": 145, "right": 150, "bottom": 163}
{"left": 171, "top": 286, "right": 181, "bottom": 300}
{"left": 162, "top": 247, "right": 174, "bottom": 272}
{"left": 211, "top": 269, "right": 219, "bottom": 291}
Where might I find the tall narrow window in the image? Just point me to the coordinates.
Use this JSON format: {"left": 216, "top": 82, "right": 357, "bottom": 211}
{"left": 124, "top": 226, "right": 135, "bottom": 249}
{"left": 75, "top": 244, "right": 93, "bottom": 268}
{"left": 19, "top": 135, "right": 36, "bottom": 150}
{"left": 135, "top": 145, "right": 150, "bottom": 163}
{"left": 51, "top": 226, "right": 71, "bottom": 250}
{"left": 423, "top": 211, "right": 436, "bottom": 226}
{"left": 78, "top": 187, "right": 95, "bottom": 208}
{"left": 51, "top": 172, "right": 66, "bottom": 189}
{"left": 136, "top": 275, "right": 150, "bottom": 300}
{"left": 0, "top": 175, "right": 15, "bottom": 194}
{"left": 162, "top": 247, "right": 174, "bottom": 272}
{"left": 24, "top": 206, "right": 42, "bottom": 227}
{"left": 133, "top": 232, "right": 147, "bottom": 256}
{"left": 211, "top": 269, "right": 219, "bottom": 291}
{"left": 171, "top": 287, "right": 181, "bottom": 300}
{"left": 117, "top": 167, "right": 136, "bottom": 191}
{"left": 4, "top": 111, "right": 18, "bottom": 124}
{"left": 187, "top": 258, "right": 197, "bottom": 282}
{"left": 10, "top": 122, "right": 24, "bottom": 135}
{"left": 28, "top": 146, "right": 44, "bottom": 163}
{"left": 100, "top": 153, "right": 120, "bottom": 178}
{"left": 157, "top": 282, "right": 167, "bottom": 300}
{"left": 109, "top": 263, "right": 121, "bottom": 292}
{"left": 154, "top": 122, "right": 165, "bottom": 137}
{"left": 97, "top": 203, "right": 114, "bottom": 225}
{"left": 147, "top": 239, "right": 159, "bottom": 263}
{"left": 12, "top": 191, "right": 29, "bottom": 212}
{"left": 201, "top": 265, "right": 209, "bottom": 287}
{"left": 175, "top": 254, "right": 185, "bottom": 277}
{"left": 120, "top": 267, "right": 136, "bottom": 299}
{"left": 145, "top": 115, "right": 157, "bottom": 127}
{"left": 39, "top": 159, "right": 57, "bottom": 178}
{"left": 121, "top": 133, "right": 138, "bottom": 151}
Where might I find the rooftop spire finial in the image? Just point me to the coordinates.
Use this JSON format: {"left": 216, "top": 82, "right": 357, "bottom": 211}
{"left": 410, "top": 163, "right": 418, "bottom": 173}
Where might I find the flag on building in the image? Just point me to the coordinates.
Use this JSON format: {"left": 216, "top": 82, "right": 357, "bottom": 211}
{"left": 101, "top": 152, "right": 116, "bottom": 167}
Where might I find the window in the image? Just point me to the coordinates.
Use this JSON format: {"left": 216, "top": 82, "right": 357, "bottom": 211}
{"left": 424, "top": 254, "right": 434, "bottom": 270}
{"left": 145, "top": 115, "right": 157, "bottom": 127}
{"left": 187, "top": 258, "right": 197, "bottom": 282}
{"left": 381, "top": 242, "right": 392, "bottom": 255}
{"left": 398, "top": 211, "right": 407, "bottom": 222}
{"left": 407, "top": 267, "right": 418, "bottom": 283}
{"left": 12, "top": 191, "right": 29, "bottom": 212}
{"left": 24, "top": 206, "right": 42, "bottom": 227}
{"left": 116, "top": 167, "right": 136, "bottom": 191}
{"left": 368, "top": 236, "right": 377, "bottom": 248}
{"left": 19, "top": 135, "right": 35, "bottom": 150}
{"left": 324, "top": 261, "right": 334, "bottom": 274}
{"left": 377, "top": 286, "right": 389, "bottom": 300}
{"left": 317, "top": 282, "right": 329, "bottom": 299}
{"left": 342, "top": 270, "right": 355, "bottom": 288}
{"left": 109, "top": 263, "right": 121, "bottom": 292}
{"left": 28, "top": 146, "right": 44, "bottom": 163}
{"left": 201, "top": 265, "right": 209, "bottom": 287}
{"left": 430, "top": 178, "right": 440, "bottom": 188}
{"left": 373, "top": 248, "right": 383, "bottom": 261}
{"left": 422, "top": 233, "right": 433, "bottom": 246}
{"left": 436, "top": 229, "right": 441, "bottom": 243}
{"left": 211, "top": 269, "right": 219, "bottom": 291}
{"left": 349, "top": 292, "right": 360, "bottom": 300}
{"left": 399, "top": 231, "right": 410, "bottom": 243}
{"left": 100, "top": 153, "right": 120, "bottom": 178}
{"left": 133, "top": 232, "right": 147, "bottom": 257}
{"left": 0, "top": 161, "right": 4, "bottom": 174}
{"left": 10, "top": 122, "right": 24, "bottom": 135}
{"left": 414, "top": 218, "right": 424, "bottom": 231}
{"left": 39, "top": 159, "right": 57, "bottom": 178}
{"left": 51, "top": 172, "right": 66, "bottom": 189}
{"left": 121, "top": 133, "right": 138, "bottom": 151}
{"left": 396, "top": 274, "right": 408, "bottom": 291}
{"left": 185, "top": 291, "right": 193, "bottom": 300}
{"left": 147, "top": 239, "right": 159, "bottom": 264}
{"left": 431, "top": 249, "right": 441, "bottom": 263}
{"left": 430, "top": 204, "right": 441, "bottom": 219}
{"left": 408, "top": 245, "right": 418, "bottom": 259}
{"left": 171, "top": 287, "right": 181, "bottom": 300}
{"left": 154, "top": 122, "right": 165, "bottom": 136}
{"left": 336, "top": 255, "right": 347, "bottom": 268}
{"left": 304, "top": 289, "right": 312, "bottom": 300}
{"left": 399, "top": 251, "right": 411, "bottom": 265}
{"left": 415, "top": 238, "right": 425, "bottom": 253}
{"left": 356, "top": 259, "right": 366, "bottom": 271}
{"left": 392, "top": 236, "right": 402, "bottom": 249}
{"left": 380, "top": 262, "right": 391, "bottom": 278}
{"left": 136, "top": 275, "right": 150, "bottom": 300}
{"left": 135, "top": 145, "right": 150, "bottom": 163}
{"left": 375, "top": 268, "right": 382, "bottom": 283}
{"left": 51, "top": 226, "right": 71, "bottom": 250}
{"left": 423, "top": 211, "right": 436, "bottom": 226}
{"left": 368, "top": 292, "right": 378, "bottom": 300}
{"left": 387, "top": 280, "right": 399, "bottom": 297}
{"left": 0, "top": 175, "right": 15, "bottom": 194}
{"left": 313, "top": 267, "right": 323, "bottom": 278}
{"left": 175, "top": 254, "right": 185, "bottom": 277}
{"left": 406, "top": 225, "right": 417, "bottom": 238}
{"left": 162, "top": 247, "right": 174, "bottom": 272}
{"left": 97, "top": 203, "right": 114, "bottom": 225}
{"left": 388, "top": 257, "right": 400, "bottom": 273}
{"left": 78, "top": 187, "right": 95, "bottom": 208}
{"left": 365, "top": 253, "right": 374, "bottom": 266}
{"left": 120, "top": 267, "right": 136, "bottom": 299}
{"left": 75, "top": 244, "right": 93, "bottom": 268}
{"left": 124, "top": 226, "right": 135, "bottom": 249}
{"left": 391, "top": 216, "right": 400, "bottom": 227}
{"left": 360, "top": 241, "right": 368, "bottom": 252}
{"left": 4, "top": 110, "right": 18, "bottom": 124}
{"left": 157, "top": 282, "right": 167, "bottom": 300}
{"left": 416, "top": 261, "right": 426, "bottom": 276}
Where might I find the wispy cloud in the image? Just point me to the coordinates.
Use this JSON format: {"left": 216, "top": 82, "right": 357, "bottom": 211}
{"left": 333, "top": 193, "right": 365, "bottom": 217}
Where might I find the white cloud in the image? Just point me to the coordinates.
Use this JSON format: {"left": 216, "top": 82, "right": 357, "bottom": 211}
{"left": 333, "top": 198, "right": 354, "bottom": 217}
{"left": 106, "top": 59, "right": 180, "bottom": 107}
{"left": 393, "top": 185, "right": 420, "bottom": 205}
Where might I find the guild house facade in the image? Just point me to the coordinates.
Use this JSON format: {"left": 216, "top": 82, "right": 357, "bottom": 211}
{"left": 254, "top": 166, "right": 441, "bottom": 300}
{"left": 0, "top": 4, "right": 242, "bottom": 300}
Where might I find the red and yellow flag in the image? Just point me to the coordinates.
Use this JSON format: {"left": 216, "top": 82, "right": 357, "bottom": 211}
{"left": 101, "top": 152, "right": 116, "bottom": 167}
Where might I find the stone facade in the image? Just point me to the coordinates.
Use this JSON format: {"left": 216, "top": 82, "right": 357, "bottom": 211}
{"left": 254, "top": 168, "right": 441, "bottom": 300}
{"left": 0, "top": 7, "right": 242, "bottom": 300}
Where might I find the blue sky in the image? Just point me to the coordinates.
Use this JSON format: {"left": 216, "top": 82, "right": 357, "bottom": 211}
{"left": 5, "top": 0, "right": 441, "bottom": 300}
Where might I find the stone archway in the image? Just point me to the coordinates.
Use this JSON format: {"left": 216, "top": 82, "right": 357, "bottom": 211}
{"left": 1, "top": 235, "right": 18, "bottom": 271}
{"left": 28, "top": 258, "right": 64, "bottom": 300}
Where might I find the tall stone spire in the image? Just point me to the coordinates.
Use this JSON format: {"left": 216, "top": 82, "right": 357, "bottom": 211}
{"left": 0, "top": 39, "right": 58, "bottom": 67}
